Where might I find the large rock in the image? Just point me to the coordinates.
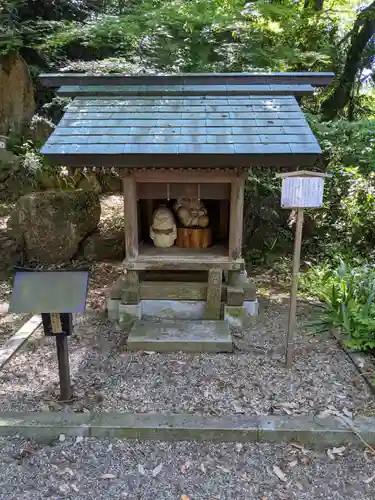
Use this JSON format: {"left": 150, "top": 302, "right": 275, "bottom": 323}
{"left": 0, "top": 54, "right": 35, "bottom": 136}
{"left": 82, "top": 227, "right": 125, "bottom": 261}
{"left": 0, "top": 149, "right": 35, "bottom": 202}
{"left": 7, "top": 190, "right": 101, "bottom": 264}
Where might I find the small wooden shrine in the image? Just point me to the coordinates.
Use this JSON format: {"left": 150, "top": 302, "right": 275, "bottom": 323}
{"left": 40, "top": 72, "right": 332, "bottom": 350}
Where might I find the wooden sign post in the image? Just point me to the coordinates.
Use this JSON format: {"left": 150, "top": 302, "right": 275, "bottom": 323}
{"left": 276, "top": 171, "right": 331, "bottom": 368}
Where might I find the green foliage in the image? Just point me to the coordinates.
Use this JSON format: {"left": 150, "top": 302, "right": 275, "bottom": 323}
{"left": 304, "top": 115, "right": 375, "bottom": 259}
{"left": 3, "top": 0, "right": 375, "bottom": 271}
{"left": 303, "top": 261, "right": 375, "bottom": 352}
{"left": 40, "top": 0, "right": 338, "bottom": 71}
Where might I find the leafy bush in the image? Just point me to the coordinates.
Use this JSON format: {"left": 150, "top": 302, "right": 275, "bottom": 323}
{"left": 303, "top": 261, "right": 375, "bottom": 352}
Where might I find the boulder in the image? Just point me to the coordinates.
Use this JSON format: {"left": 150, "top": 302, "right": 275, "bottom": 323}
{"left": 0, "top": 54, "right": 35, "bottom": 136}
{"left": 0, "top": 150, "right": 34, "bottom": 202}
{"left": 7, "top": 190, "right": 101, "bottom": 264}
{"left": 82, "top": 227, "right": 125, "bottom": 261}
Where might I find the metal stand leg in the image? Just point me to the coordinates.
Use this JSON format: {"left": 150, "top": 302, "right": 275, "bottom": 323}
{"left": 56, "top": 336, "right": 72, "bottom": 401}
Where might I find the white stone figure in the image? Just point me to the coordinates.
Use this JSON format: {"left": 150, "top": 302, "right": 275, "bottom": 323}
{"left": 174, "top": 196, "right": 209, "bottom": 228}
{"left": 150, "top": 206, "right": 177, "bottom": 248}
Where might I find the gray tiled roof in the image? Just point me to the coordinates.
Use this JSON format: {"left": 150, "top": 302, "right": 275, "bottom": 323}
{"left": 42, "top": 95, "right": 321, "bottom": 167}
{"left": 56, "top": 84, "right": 314, "bottom": 97}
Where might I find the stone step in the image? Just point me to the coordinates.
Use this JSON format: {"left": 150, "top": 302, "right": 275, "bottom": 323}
{"left": 127, "top": 319, "right": 233, "bottom": 353}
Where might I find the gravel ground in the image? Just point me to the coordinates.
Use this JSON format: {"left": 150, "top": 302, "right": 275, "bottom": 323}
{"left": 1, "top": 293, "right": 374, "bottom": 416}
{"left": 0, "top": 436, "right": 374, "bottom": 499}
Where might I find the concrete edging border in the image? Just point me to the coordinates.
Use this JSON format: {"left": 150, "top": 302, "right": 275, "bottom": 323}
{"left": 0, "top": 315, "right": 41, "bottom": 370}
{"left": 0, "top": 412, "right": 374, "bottom": 448}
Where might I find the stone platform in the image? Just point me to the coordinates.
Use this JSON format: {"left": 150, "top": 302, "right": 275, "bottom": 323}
{"left": 127, "top": 319, "right": 233, "bottom": 353}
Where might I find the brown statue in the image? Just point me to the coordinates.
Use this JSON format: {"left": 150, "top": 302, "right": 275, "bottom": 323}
{"left": 174, "top": 196, "right": 209, "bottom": 228}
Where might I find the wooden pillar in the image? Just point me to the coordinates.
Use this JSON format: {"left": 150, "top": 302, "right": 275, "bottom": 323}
{"left": 219, "top": 200, "right": 229, "bottom": 242}
{"left": 123, "top": 175, "right": 138, "bottom": 260}
{"left": 121, "top": 270, "right": 140, "bottom": 305}
{"left": 229, "top": 177, "right": 245, "bottom": 261}
{"left": 204, "top": 268, "right": 223, "bottom": 320}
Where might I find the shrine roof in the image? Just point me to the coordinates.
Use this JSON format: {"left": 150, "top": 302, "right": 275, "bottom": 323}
{"left": 40, "top": 73, "right": 332, "bottom": 168}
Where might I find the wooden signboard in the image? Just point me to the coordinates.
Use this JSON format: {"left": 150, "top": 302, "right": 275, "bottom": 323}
{"left": 9, "top": 268, "right": 89, "bottom": 401}
{"left": 281, "top": 177, "right": 324, "bottom": 208}
{"left": 276, "top": 171, "right": 331, "bottom": 368}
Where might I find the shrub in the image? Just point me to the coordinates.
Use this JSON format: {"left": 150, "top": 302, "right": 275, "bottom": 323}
{"left": 303, "top": 261, "right": 375, "bottom": 352}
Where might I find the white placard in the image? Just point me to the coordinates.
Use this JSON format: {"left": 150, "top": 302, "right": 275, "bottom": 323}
{"left": 281, "top": 177, "right": 324, "bottom": 208}
{"left": 0, "top": 141, "right": 5, "bottom": 149}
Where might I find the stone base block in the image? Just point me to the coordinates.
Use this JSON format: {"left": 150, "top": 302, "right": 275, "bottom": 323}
{"left": 118, "top": 303, "right": 141, "bottom": 324}
{"left": 142, "top": 300, "right": 207, "bottom": 320}
{"left": 128, "top": 319, "right": 233, "bottom": 353}
{"left": 224, "top": 305, "right": 246, "bottom": 328}
{"left": 224, "top": 300, "right": 259, "bottom": 327}
{"left": 107, "top": 298, "right": 120, "bottom": 321}
{"left": 244, "top": 300, "right": 259, "bottom": 317}
{"left": 107, "top": 299, "right": 259, "bottom": 324}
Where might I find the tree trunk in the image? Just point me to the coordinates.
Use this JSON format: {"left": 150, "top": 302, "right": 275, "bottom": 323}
{"left": 304, "top": 0, "right": 324, "bottom": 10}
{"left": 321, "top": 2, "right": 375, "bottom": 121}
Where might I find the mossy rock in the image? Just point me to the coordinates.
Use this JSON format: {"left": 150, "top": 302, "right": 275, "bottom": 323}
{"left": 82, "top": 228, "right": 125, "bottom": 261}
{"left": 7, "top": 190, "right": 101, "bottom": 264}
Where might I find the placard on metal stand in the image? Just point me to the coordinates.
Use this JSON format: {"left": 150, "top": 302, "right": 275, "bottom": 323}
{"left": 9, "top": 268, "right": 89, "bottom": 401}
{"left": 276, "top": 171, "right": 331, "bottom": 368}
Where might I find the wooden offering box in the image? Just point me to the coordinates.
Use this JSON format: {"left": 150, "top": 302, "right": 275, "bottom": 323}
{"left": 176, "top": 227, "right": 212, "bottom": 249}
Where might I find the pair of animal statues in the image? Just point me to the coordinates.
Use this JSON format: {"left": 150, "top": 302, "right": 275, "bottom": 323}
{"left": 150, "top": 197, "right": 209, "bottom": 248}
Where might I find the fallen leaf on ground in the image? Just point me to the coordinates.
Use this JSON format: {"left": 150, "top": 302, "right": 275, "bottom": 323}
{"left": 332, "top": 446, "right": 346, "bottom": 455}
{"left": 138, "top": 464, "right": 145, "bottom": 475}
{"left": 300, "top": 456, "right": 311, "bottom": 465}
{"left": 200, "top": 463, "right": 206, "bottom": 473}
{"left": 216, "top": 465, "right": 230, "bottom": 473}
{"left": 71, "top": 484, "right": 79, "bottom": 492}
{"left": 59, "top": 434, "right": 66, "bottom": 442}
{"left": 295, "top": 481, "right": 304, "bottom": 491}
{"left": 318, "top": 409, "right": 331, "bottom": 419}
{"left": 233, "top": 402, "right": 245, "bottom": 414}
{"left": 290, "top": 442, "right": 307, "bottom": 453}
{"left": 180, "top": 463, "right": 186, "bottom": 474}
{"left": 101, "top": 473, "right": 116, "bottom": 479}
{"left": 107, "top": 443, "right": 113, "bottom": 452}
{"left": 272, "top": 465, "right": 287, "bottom": 482}
{"left": 288, "top": 459, "right": 298, "bottom": 468}
{"left": 152, "top": 463, "right": 163, "bottom": 477}
{"left": 364, "top": 473, "right": 375, "bottom": 484}
{"left": 57, "top": 467, "right": 74, "bottom": 477}
{"left": 280, "top": 406, "right": 292, "bottom": 415}
{"left": 327, "top": 446, "right": 346, "bottom": 459}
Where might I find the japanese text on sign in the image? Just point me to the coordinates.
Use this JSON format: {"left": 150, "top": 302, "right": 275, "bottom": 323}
{"left": 281, "top": 177, "right": 324, "bottom": 208}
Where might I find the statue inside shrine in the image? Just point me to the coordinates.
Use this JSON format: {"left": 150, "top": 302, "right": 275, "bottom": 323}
{"left": 174, "top": 196, "right": 209, "bottom": 228}
{"left": 149, "top": 206, "right": 177, "bottom": 248}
